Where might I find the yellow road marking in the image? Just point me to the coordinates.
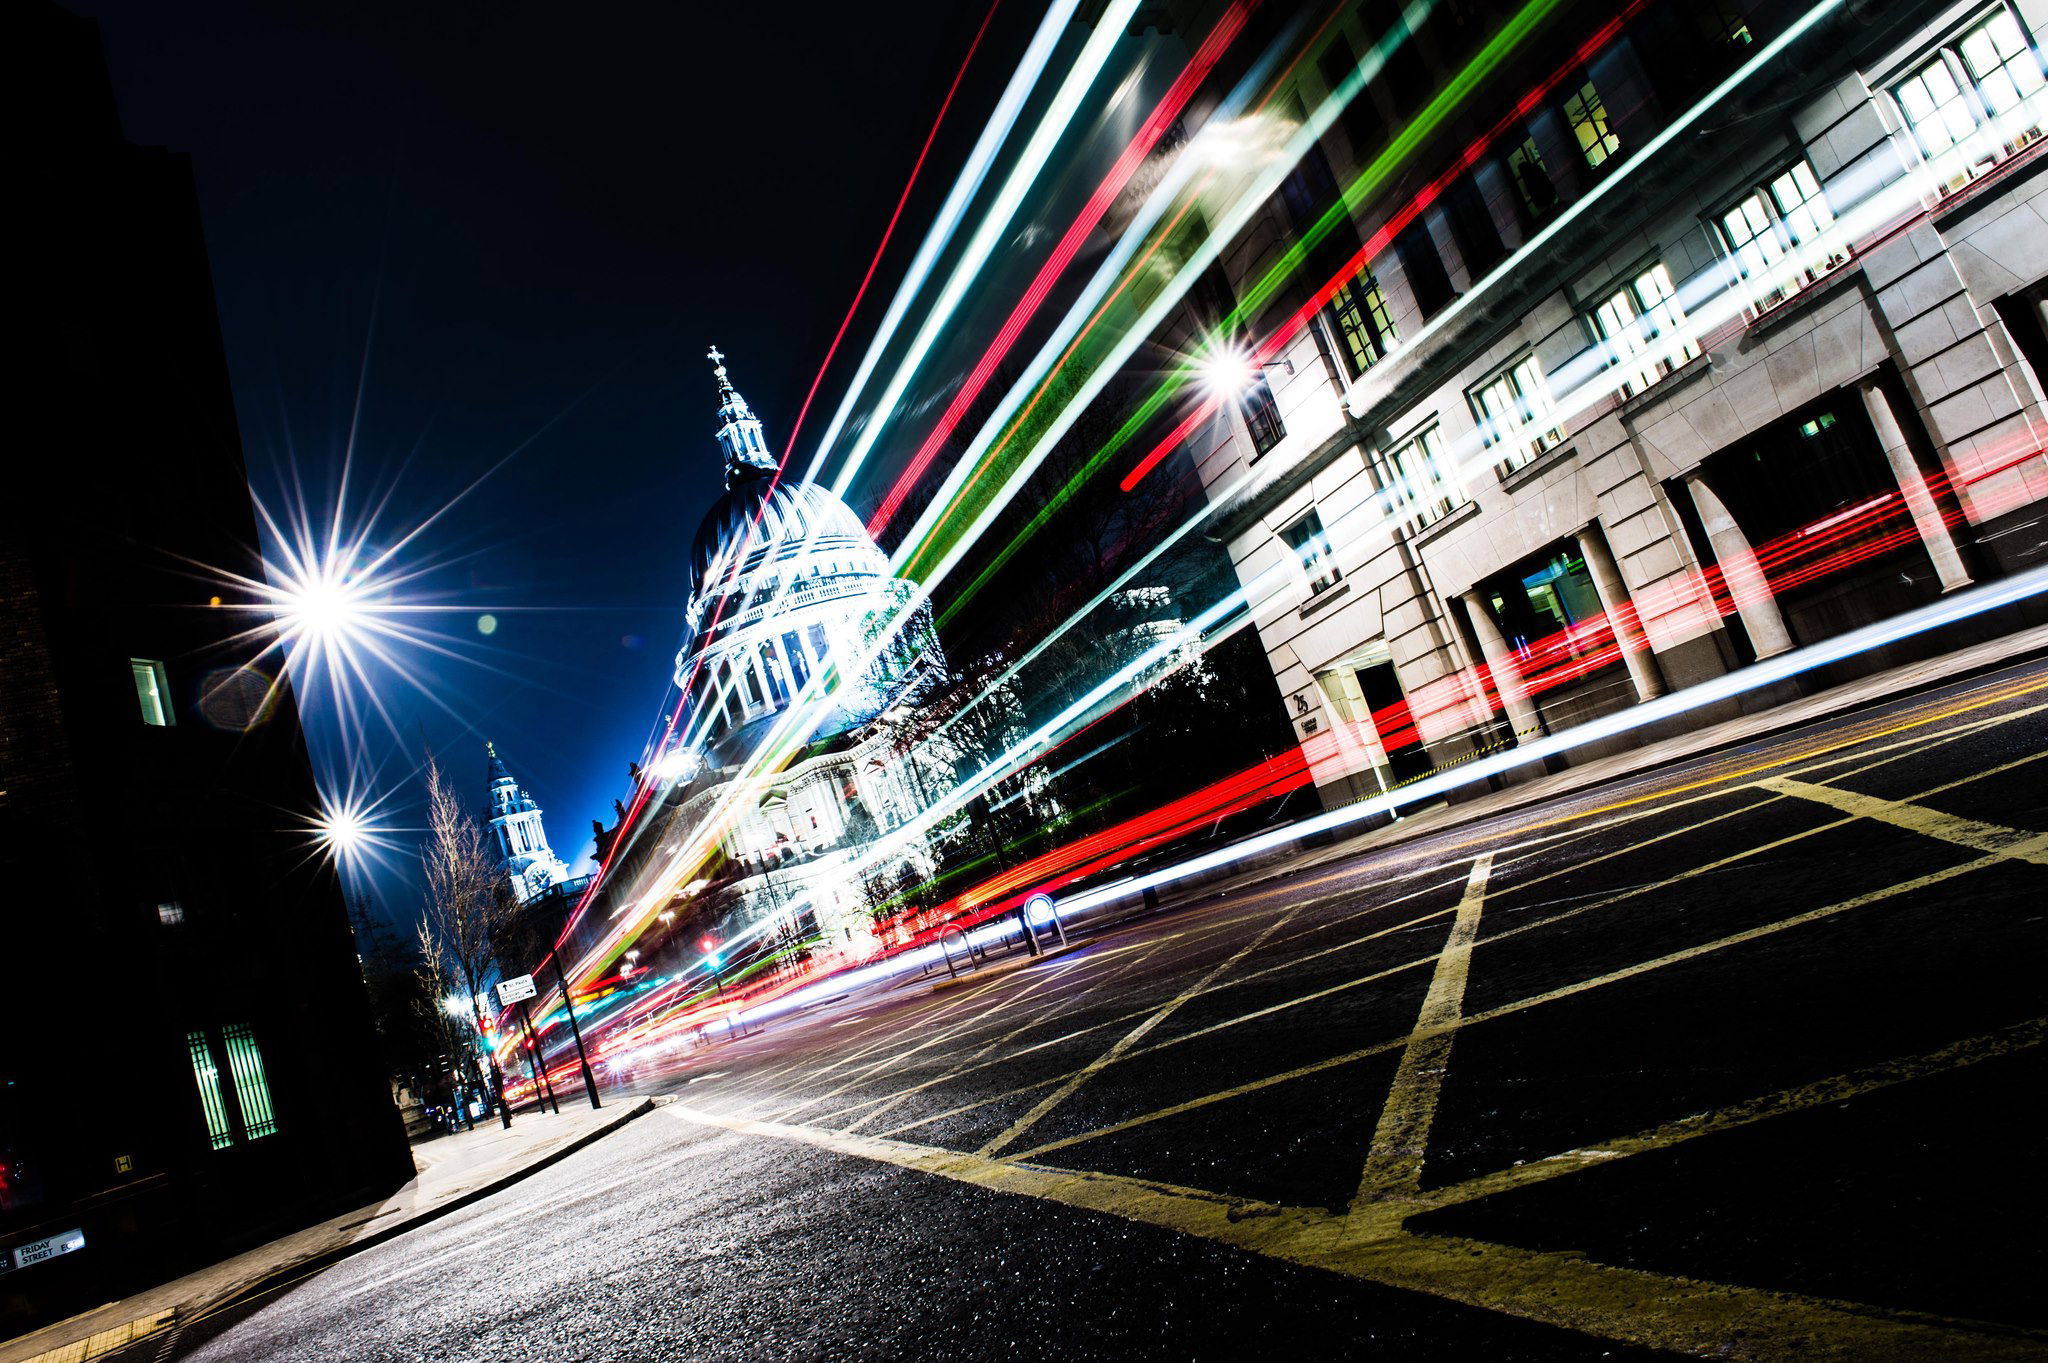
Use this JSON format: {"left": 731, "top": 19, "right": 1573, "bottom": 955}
{"left": 1010, "top": 855, "right": 2001, "bottom": 1162}
{"left": 978, "top": 901, "right": 1310, "bottom": 1158}
{"left": 1355, "top": 855, "right": 1491, "bottom": 1207}
{"left": 663, "top": 1104, "right": 2040, "bottom": 1359}
{"left": 831, "top": 935, "right": 1196, "bottom": 1133}
{"left": 897, "top": 745, "right": 2048, "bottom": 1149}
{"left": 1420, "top": 1017, "right": 2046, "bottom": 1216}
{"left": 1760, "top": 778, "right": 2048, "bottom": 864}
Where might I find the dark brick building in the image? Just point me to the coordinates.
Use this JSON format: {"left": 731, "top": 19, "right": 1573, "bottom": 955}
{"left": 1, "top": 2, "right": 412, "bottom": 1331}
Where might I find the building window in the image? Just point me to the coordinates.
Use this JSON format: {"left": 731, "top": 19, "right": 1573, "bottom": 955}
{"left": 1240, "top": 372, "right": 1286, "bottom": 456}
{"left": 187, "top": 1031, "right": 234, "bottom": 1151}
{"left": 1376, "top": 423, "right": 1468, "bottom": 529}
{"left": 1496, "top": 548, "right": 1610, "bottom": 662}
{"left": 1592, "top": 262, "right": 1700, "bottom": 397}
{"left": 1328, "top": 273, "right": 1400, "bottom": 378}
{"left": 1280, "top": 509, "right": 1342, "bottom": 596}
{"left": 1891, "top": 5, "right": 2046, "bottom": 195}
{"left": 1443, "top": 175, "right": 1507, "bottom": 278}
{"left": 157, "top": 901, "right": 185, "bottom": 926}
{"left": 1563, "top": 77, "right": 1621, "bottom": 168}
{"left": 221, "top": 1025, "right": 278, "bottom": 1140}
{"left": 131, "top": 659, "right": 172, "bottom": 727}
{"left": 1717, "top": 160, "right": 1848, "bottom": 314}
{"left": 1394, "top": 218, "right": 1457, "bottom": 319}
{"left": 1471, "top": 356, "right": 1567, "bottom": 475}
{"left": 1317, "top": 31, "right": 1381, "bottom": 153}
{"left": 1505, "top": 133, "right": 1559, "bottom": 222}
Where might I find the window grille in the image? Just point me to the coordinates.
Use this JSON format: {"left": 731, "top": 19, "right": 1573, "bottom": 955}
{"left": 1563, "top": 78, "right": 1620, "bottom": 168}
{"left": 187, "top": 1032, "right": 234, "bottom": 1150}
{"left": 1328, "top": 274, "right": 1400, "bottom": 378}
{"left": 1472, "top": 357, "right": 1567, "bottom": 475}
{"left": 1377, "top": 424, "right": 1468, "bottom": 529}
{"left": 222, "top": 1024, "right": 277, "bottom": 1140}
{"left": 1280, "top": 510, "right": 1342, "bottom": 595}
{"left": 1717, "top": 160, "right": 1847, "bottom": 314}
{"left": 1593, "top": 262, "right": 1700, "bottom": 397}
{"left": 1893, "top": 6, "right": 2047, "bottom": 194}
{"left": 131, "top": 659, "right": 172, "bottom": 727}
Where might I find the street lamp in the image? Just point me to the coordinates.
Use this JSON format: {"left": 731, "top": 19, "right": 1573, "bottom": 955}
{"left": 700, "top": 936, "right": 748, "bottom": 1040}
{"left": 1197, "top": 344, "right": 1257, "bottom": 399}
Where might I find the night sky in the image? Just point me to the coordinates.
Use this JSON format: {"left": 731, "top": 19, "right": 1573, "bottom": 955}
{"left": 72, "top": 0, "right": 1035, "bottom": 922}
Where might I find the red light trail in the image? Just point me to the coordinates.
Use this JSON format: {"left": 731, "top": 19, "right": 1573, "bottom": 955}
{"left": 866, "top": 0, "right": 1261, "bottom": 538}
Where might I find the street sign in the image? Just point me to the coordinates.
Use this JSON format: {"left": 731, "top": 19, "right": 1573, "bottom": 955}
{"left": 3, "top": 1229, "right": 85, "bottom": 1274}
{"left": 496, "top": 974, "right": 537, "bottom": 1005}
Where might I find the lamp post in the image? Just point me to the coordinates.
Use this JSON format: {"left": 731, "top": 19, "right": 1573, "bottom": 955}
{"left": 701, "top": 936, "right": 748, "bottom": 1040}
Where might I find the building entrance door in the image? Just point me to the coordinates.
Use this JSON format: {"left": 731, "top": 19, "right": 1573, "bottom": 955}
{"left": 1357, "top": 660, "right": 1434, "bottom": 785}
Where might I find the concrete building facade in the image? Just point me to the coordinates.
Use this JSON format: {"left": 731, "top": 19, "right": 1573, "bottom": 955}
{"left": 1178, "top": 0, "right": 2048, "bottom": 807}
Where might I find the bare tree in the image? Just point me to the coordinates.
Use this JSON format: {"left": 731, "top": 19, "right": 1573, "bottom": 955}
{"left": 417, "top": 753, "right": 516, "bottom": 1127}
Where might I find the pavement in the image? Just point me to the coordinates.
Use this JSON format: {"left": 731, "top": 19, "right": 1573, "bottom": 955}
{"left": 0, "top": 1098, "right": 658, "bottom": 1363}
{"left": 133, "top": 649, "right": 2048, "bottom": 1360}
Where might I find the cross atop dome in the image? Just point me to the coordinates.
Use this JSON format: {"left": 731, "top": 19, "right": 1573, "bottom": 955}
{"left": 706, "top": 345, "right": 778, "bottom": 487}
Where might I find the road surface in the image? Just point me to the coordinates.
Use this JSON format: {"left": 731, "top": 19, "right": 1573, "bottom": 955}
{"left": 173, "top": 657, "right": 2048, "bottom": 1360}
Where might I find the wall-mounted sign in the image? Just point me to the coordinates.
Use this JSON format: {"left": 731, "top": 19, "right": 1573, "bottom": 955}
{"left": 2, "top": 1228, "right": 85, "bottom": 1274}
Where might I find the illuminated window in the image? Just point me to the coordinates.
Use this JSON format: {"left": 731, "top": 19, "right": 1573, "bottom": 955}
{"left": 131, "top": 659, "right": 172, "bottom": 727}
{"left": 1563, "top": 78, "right": 1620, "bottom": 168}
{"left": 1699, "top": 0, "right": 1753, "bottom": 46}
{"left": 1893, "top": 6, "right": 2047, "bottom": 194}
{"left": 157, "top": 901, "right": 185, "bottom": 926}
{"left": 1327, "top": 273, "right": 1400, "bottom": 379}
{"left": 1471, "top": 357, "right": 1567, "bottom": 476}
{"left": 1592, "top": 262, "right": 1700, "bottom": 397}
{"left": 1718, "top": 160, "right": 1848, "bottom": 314}
{"left": 1505, "top": 134, "right": 1559, "bottom": 221}
{"left": 1240, "top": 373, "right": 1287, "bottom": 456}
{"left": 1376, "top": 424, "right": 1468, "bottom": 530}
{"left": 222, "top": 1025, "right": 277, "bottom": 1140}
{"left": 186, "top": 1032, "right": 233, "bottom": 1151}
{"left": 1280, "top": 509, "right": 1341, "bottom": 596}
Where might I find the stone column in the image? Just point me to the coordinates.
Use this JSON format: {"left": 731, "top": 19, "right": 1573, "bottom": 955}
{"left": 1859, "top": 378, "right": 1972, "bottom": 592}
{"left": 1683, "top": 473, "right": 1795, "bottom": 660}
{"left": 1462, "top": 591, "right": 1544, "bottom": 740}
{"left": 1576, "top": 522, "right": 1665, "bottom": 702}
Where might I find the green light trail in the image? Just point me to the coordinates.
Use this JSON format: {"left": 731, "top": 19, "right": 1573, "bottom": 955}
{"left": 920, "top": 0, "right": 1565, "bottom": 628}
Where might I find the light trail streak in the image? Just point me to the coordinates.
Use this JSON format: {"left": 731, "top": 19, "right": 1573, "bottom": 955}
{"left": 558, "top": 6, "right": 1334, "bottom": 966}
{"left": 723, "top": 559, "right": 2048, "bottom": 1035}
{"left": 916, "top": 0, "right": 1884, "bottom": 761}
{"left": 863, "top": 0, "right": 1262, "bottom": 536}
{"left": 792, "top": 0, "right": 1090, "bottom": 490}
{"left": 777, "top": 0, "right": 1008, "bottom": 465}
{"left": 554, "top": 0, "right": 1788, "bottom": 1005}
{"left": 891, "top": 2, "right": 1414, "bottom": 592}
{"left": 554, "top": 0, "right": 1121, "bottom": 952}
{"left": 542, "top": 0, "right": 2038, "bottom": 1064}
{"left": 823, "top": 0, "right": 1151, "bottom": 502}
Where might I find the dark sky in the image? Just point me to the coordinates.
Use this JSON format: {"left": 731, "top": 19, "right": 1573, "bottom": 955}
{"left": 72, "top": 0, "right": 1035, "bottom": 917}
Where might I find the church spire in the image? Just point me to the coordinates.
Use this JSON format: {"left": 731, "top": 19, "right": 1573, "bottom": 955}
{"left": 708, "top": 345, "right": 778, "bottom": 487}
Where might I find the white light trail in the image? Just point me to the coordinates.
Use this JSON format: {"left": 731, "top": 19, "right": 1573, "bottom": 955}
{"left": 826, "top": 0, "right": 1151, "bottom": 499}
{"left": 739, "top": 561, "right": 2048, "bottom": 1028}
{"left": 794, "top": 0, "right": 1090, "bottom": 488}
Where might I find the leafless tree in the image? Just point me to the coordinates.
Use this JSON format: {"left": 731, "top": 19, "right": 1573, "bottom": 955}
{"left": 416, "top": 753, "right": 516, "bottom": 1125}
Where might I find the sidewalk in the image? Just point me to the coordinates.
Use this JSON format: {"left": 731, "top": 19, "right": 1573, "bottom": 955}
{"left": 0, "top": 1097, "right": 659, "bottom": 1363}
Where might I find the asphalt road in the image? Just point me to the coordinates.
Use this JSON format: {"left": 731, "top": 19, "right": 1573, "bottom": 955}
{"left": 175, "top": 658, "right": 2048, "bottom": 1360}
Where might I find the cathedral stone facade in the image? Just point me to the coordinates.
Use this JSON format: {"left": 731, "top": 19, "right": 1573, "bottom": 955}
{"left": 664, "top": 351, "right": 950, "bottom": 960}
